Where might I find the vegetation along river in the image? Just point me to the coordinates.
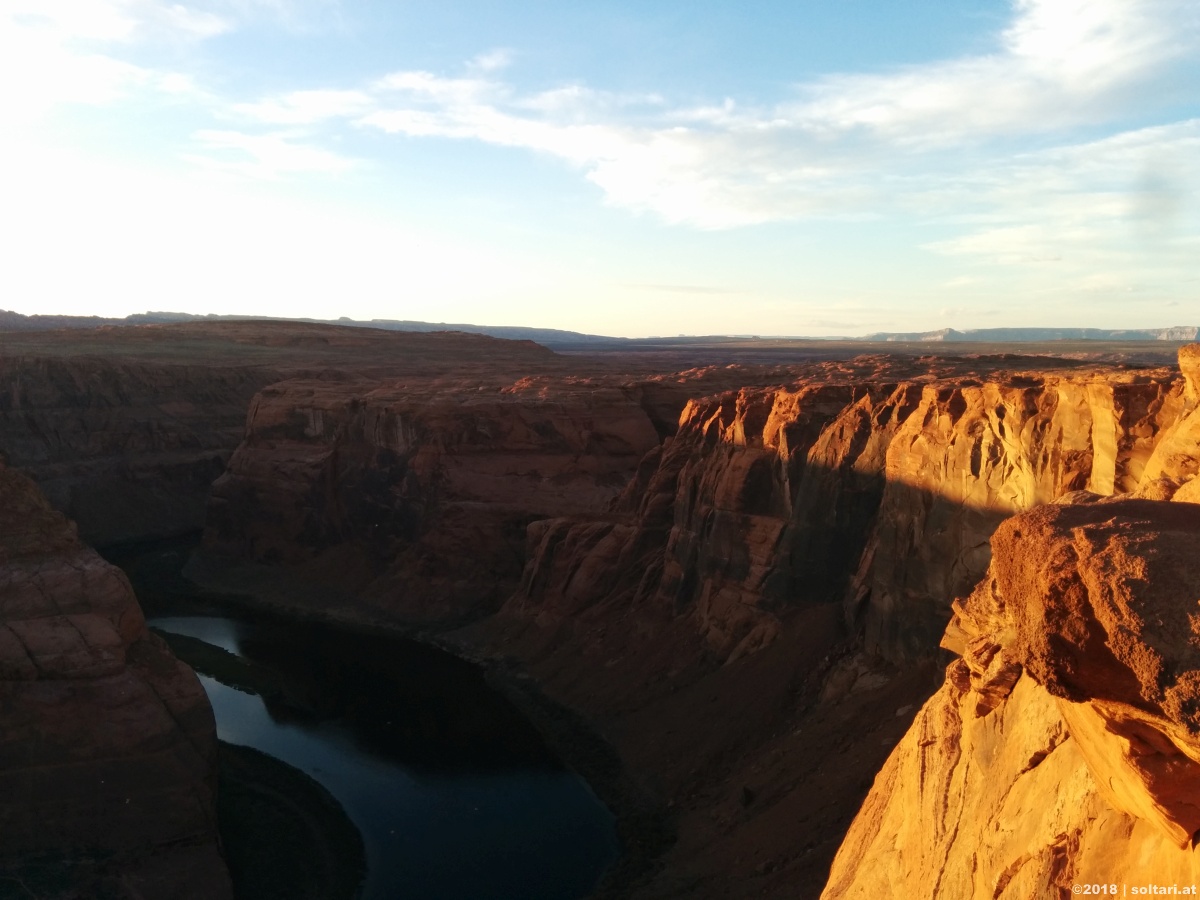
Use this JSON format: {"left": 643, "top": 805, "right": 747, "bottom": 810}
{"left": 105, "top": 540, "right": 620, "bottom": 900}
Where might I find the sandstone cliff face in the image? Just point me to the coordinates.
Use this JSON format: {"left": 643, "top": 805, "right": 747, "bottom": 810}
{"left": 852, "top": 372, "right": 1182, "bottom": 661}
{"left": 201, "top": 376, "right": 668, "bottom": 621}
{"left": 188, "top": 345, "right": 1199, "bottom": 899}
{"left": 823, "top": 493, "right": 1200, "bottom": 899}
{"left": 0, "top": 357, "right": 272, "bottom": 546}
{"left": 514, "top": 365, "right": 1184, "bottom": 665}
{"left": 0, "top": 321, "right": 567, "bottom": 548}
{"left": 0, "top": 462, "right": 231, "bottom": 897}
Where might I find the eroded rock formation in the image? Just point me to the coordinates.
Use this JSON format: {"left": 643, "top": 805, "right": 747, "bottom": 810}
{"left": 0, "top": 462, "right": 231, "bottom": 897}
{"left": 7, "top": 322, "right": 1199, "bottom": 900}
{"left": 201, "top": 375, "right": 666, "bottom": 620}
{"left": 823, "top": 492, "right": 1200, "bottom": 898}
{"left": 0, "top": 357, "right": 270, "bottom": 545}
{"left": 513, "top": 365, "right": 1184, "bottom": 666}
{"left": 191, "top": 347, "right": 1198, "bottom": 897}
{"left": 0, "top": 321, "right": 565, "bottom": 547}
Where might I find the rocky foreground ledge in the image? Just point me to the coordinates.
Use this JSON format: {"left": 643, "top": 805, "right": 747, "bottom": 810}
{"left": 0, "top": 462, "right": 231, "bottom": 898}
{"left": 823, "top": 487, "right": 1200, "bottom": 897}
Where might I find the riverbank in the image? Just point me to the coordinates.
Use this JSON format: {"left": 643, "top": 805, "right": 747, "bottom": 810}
{"left": 182, "top": 553, "right": 674, "bottom": 898}
{"left": 106, "top": 537, "right": 660, "bottom": 898}
{"left": 217, "top": 743, "right": 365, "bottom": 900}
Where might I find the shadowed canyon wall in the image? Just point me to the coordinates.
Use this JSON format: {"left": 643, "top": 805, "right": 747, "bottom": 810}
{"left": 0, "top": 321, "right": 569, "bottom": 548}
{"left": 511, "top": 366, "right": 1185, "bottom": 666}
{"left": 0, "top": 461, "right": 231, "bottom": 897}
{"left": 0, "top": 357, "right": 271, "bottom": 545}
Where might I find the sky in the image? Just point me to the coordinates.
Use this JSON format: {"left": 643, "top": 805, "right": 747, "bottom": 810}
{"left": 1, "top": 0, "right": 1198, "bottom": 338}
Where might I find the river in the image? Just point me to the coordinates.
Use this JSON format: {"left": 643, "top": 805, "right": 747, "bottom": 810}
{"left": 110, "top": 542, "right": 619, "bottom": 900}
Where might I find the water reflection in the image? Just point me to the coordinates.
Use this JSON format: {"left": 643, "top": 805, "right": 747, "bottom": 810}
{"left": 151, "top": 614, "right": 618, "bottom": 900}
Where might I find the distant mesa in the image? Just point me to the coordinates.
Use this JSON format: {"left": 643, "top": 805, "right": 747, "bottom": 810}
{"left": 1, "top": 309, "right": 1197, "bottom": 348}
{"left": 862, "top": 325, "right": 1200, "bottom": 342}
{"left": 0, "top": 309, "right": 626, "bottom": 350}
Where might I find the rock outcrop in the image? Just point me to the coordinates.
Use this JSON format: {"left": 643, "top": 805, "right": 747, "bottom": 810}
{"left": 851, "top": 371, "right": 1182, "bottom": 661}
{"left": 9, "top": 322, "right": 1195, "bottom": 900}
{"left": 823, "top": 492, "right": 1200, "bottom": 898}
{"left": 187, "top": 347, "right": 1198, "bottom": 897}
{"left": 0, "top": 462, "right": 231, "bottom": 897}
{"left": 513, "top": 365, "right": 1184, "bottom": 665}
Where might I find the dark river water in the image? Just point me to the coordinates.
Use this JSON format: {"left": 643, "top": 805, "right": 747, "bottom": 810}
{"left": 113, "top": 544, "right": 618, "bottom": 900}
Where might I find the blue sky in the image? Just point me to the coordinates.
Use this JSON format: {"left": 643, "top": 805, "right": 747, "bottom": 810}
{"left": 2, "top": 0, "right": 1197, "bottom": 337}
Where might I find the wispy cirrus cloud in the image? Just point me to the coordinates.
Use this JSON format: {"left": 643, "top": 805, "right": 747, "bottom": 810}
{"left": 185, "top": 128, "right": 358, "bottom": 177}
{"left": 215, "top": 0, "right": 1189, "bottom": 227}
{"left": 6, "top": 0, "right": 1199, "bottom": 248}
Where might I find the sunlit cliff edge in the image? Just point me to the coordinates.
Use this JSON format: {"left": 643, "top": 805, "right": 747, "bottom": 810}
{"left": 823, "top": 345, "right": 1200, "bottom": 898}
{"left": 189, "top": 344, "right": 1200, "bottom": 896}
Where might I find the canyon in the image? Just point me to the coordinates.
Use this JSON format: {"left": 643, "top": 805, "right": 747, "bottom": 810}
{"left": 2, "top": 321, "right": 1198, "bottom": 898}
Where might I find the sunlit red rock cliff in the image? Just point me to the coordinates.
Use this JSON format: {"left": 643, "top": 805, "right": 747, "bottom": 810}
{"left": 823, "top": 345, "right": 1200, "bottom": 898}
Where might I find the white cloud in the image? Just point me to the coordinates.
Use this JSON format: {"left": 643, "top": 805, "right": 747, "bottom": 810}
{"left": 924, "top": 119, "right": 1200, "bottom": 263}
{"left": 467, "top": 49, "right": 513, "bottom": 73}
{"left": 5, "top": 0, "right": 233, "bottom": 43}
{"left": 0, "top": 1, "right": 235, "bottom": 126}
{"left": 3, "top": 0, "right": 1198, "bottom": 327}
{"left": 235, "top": 89, "right": 374, "bottom": 125}
{"left": 333, "top": 0, "right": 1200, "bottom": 227}
{"left": 186, "top": 129, "right": 358, "bottom": 177}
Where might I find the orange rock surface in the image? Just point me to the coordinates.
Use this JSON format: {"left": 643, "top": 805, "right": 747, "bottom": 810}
{"left": 513, "top": 363, "right": 1185, "bottom": 667}
{"left": 823, "top": 491, "right": 1200, "bottom": 898}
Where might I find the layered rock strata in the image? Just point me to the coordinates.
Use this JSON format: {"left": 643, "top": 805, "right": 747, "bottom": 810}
{"left": 199, "top": 373, "right": 729, "bottom": 622}
{"left": 0, "top": 357, "right": 270, "bottom": 545}
{"left": 823, "top": 491, "right": 1200, "bottom": 898}
{"left": 514, "top": 365, "right": 1185, "bottom": 665}
{"left": 0, "top": 321, "right": 565, "bottom": 547}
{"left": 198, "top": 349, "right": 1195, "bottom": 898}
{"left": 0, "top": 462, "right": 231, "bottom": 897}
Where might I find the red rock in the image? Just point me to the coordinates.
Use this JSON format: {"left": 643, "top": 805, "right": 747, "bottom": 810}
{"left": 823, "top": 496, "right": 1200, "bottom": 897}
{"left": 0, "top": 462, "right": 231, "bottom": 896}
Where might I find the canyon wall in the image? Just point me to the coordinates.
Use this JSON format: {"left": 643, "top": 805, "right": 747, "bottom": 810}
{"left": 0, "top": 461, "right": 231, "bottom": 897}
{"left": 0, "top": 356, "right": 273, "bottom": 546}
{"left": 821, "top": 345, "right": 1200, "bottom": 898}
{"left": 6, "top": 323, "right": 1193, "bottom": 899}
{"left": 195, "top": 351, "right": 1193, "bottom": 898}
{"left": 850, "top": 371, "right": 1183, "bottom": 661}
{"left": 200, "top": 376, "right": 664, "bottom": 621}
{"left": 0, "top": 321, "right": 565, "bottom": 549}
{"left": 512, "top": 365, "right": 1184, "bottom": 665}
